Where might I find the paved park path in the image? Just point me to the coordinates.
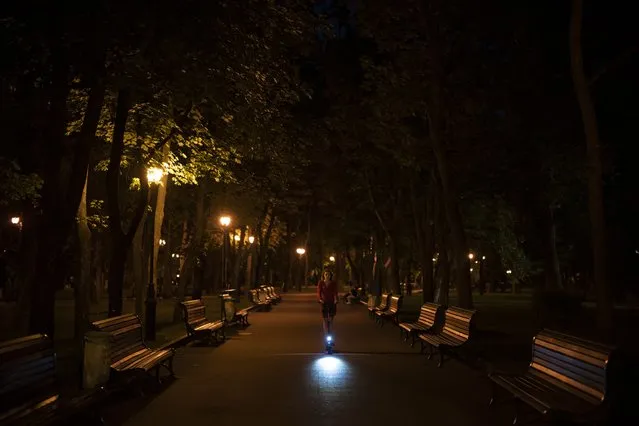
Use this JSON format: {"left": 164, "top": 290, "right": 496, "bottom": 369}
{"left": 110, "top": 293, "right": 513, "bottom": 426}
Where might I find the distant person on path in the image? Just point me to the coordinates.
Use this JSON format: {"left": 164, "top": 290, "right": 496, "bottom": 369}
{"left": 317, "top": 270, "right": 338, "bottom": 335}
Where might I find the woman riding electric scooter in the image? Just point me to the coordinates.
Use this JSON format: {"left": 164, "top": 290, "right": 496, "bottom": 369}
{"left": 317, "top": 270, "right": 338, "bottom": 353}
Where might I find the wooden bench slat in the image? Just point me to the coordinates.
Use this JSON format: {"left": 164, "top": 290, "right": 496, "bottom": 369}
{"left": 181, "top": 299, "right": 226, "bottom": 343}
{"left": 533, "top": 347, "right": 606, "bottom": 386}
{"left": 489, "top": 329, "right": 613, "bottom": 422}
{"left": 0, "top": 334, "right": 60, "bottom": 423}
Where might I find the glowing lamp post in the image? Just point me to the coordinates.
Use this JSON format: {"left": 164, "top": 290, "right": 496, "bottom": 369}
{"left": 245, "top": 236, "right": 255, "bottom": 297}
{"left": 219, "top": 215, "right": 232, "bottom": 289}
{"left": 329, "top": 255, "right": 335, "bottom": 262}
{"left": 145, "top": 167, "right": 164, "bottom": 341}
{"left": 295, "top": 248, "right": 306, "bottom": 291}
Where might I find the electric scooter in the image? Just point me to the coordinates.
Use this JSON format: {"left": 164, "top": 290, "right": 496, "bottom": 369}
{"left": 320, "top": 300, "right": 335, "bottom": 354}
{"left": 325, "top": 321, "right": 334, "bottom": 354}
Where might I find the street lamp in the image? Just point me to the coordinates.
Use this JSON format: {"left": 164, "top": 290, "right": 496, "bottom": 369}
{"left": 248, "top": 236, "right": 255, "bottom": 244}
{"left": 296, "top": 248, "right": 306, "bottom": 255}
{"left": 219, "top": 215, "right": 232, "bottom": 289}
{"left": 468, "top": 253, "right": 474, "bottom": 260}
{"left": 10, "top": 216, "right": 22, "bottom": 231}
{"left": 145, "top": 166, "right": 164, "bottom": 341}
{"left": 159, "top": 239, "right": 166, "bottom": 246}
{"left": 329, "top": 255, "right": 335, "bottom": 262}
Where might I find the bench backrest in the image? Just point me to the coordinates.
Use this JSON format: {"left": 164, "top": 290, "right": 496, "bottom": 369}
{"left": 257, "top": 288, "right": 269, "bottom": 303}
{"left": 388, "top": 295, "right": 403, "bottom": 313}
{"left": 0, "top": 334, "right": 57, "bottom": 413}
{"left": 377, "top": 293, "right": 391, "bottom": 310}
{"left": 249, "top": 289, "right": 258, "bottom": 304}
{"left": 91, "top": 314, "right": 147, "bottom": 365}
{"left": 263, "top": 286, "right": 274, "bottom": 298}
{"left": 530, "top": 329, "right": 613, "bottom": 404}
{"left": 441, "top": 307, "right": 476, "bottom": 341}
{"left": 367, "top": 294, "right": 376, "bottom": 309}
{"left": 416, "top": 303, "right": 441, "bottom": 328}
{"left": 181, "top": 300, "right": 209, "bottom": 332}
{"left": 268, "top": 286, "right": 278, "bottom": 297}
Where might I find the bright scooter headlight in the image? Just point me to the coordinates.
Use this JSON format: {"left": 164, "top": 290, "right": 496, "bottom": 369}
{"left": 326, "top": 335, "right": 332, "bottom": 343}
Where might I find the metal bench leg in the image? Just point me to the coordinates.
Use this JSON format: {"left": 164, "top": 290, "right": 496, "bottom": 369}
{"left": 426, "top": 344, "right": 433, "bottom": 359}
{"left": 489, "top": 380, "right": 496, "bottom": 407}
{"left": 437, "top": 348, "right": 444, "bottom": 368}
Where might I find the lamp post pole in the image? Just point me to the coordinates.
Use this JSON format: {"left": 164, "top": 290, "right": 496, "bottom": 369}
{"left": 295, "top": 248, "right": 305, "bottom": 292}
{"left": 145, "top": 167, "right": 164, "bottom": 341}
{"left": 219, "top": 216, "right": 231, "bottom": 290}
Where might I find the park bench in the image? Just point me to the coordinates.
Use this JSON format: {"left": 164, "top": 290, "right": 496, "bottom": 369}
{"left": 223, "top": 295, "right": 250, "bottom": 327}
{"left": 418, "top": 306, "right": 477, "bottom": 367}
{"left": 249, "top": 289, "right": 270, "bottom": 311}
{"left": 267, "top": 285, "right": 282, "bottom": 302}
{"left": 0, "top": 334, "right": 106, "bottom": 426}
{"left": 259, "top": 287, "right": 277, "bottom": 304}
{"left": 375, "top": 295, "right": 403, "bottom": 327}
{"left": 488, "top": 329, "right": 614, "bottom": 424}
{"left": 91, "top": 314, "right": 175, "bottom": 382}
{"left": 181, "top": 299, "right": 226, "bottom": 344}
{"left": 262, "top": 285, "right": 280, "bottom": 303}
{"left": 257, "top": 288, "right": 275, "bottom": 307}
{"left": 368, "top": 293, "right": 391, "bottom": 319}
{"left": 398, "top": 302, "right": 442, "bottom": 346}
{"left": 359, "top": 292, "right": 370, "bottom": 307}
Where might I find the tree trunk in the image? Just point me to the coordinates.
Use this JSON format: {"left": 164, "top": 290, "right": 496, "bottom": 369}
{"left": 570, "top": 0, "right": 612, "bottom": 332}
{"left": 434, "top": 183, "right": 451, "bottom": 306}
{"left": 389, "top": 235, "right": 401, "bottom": 294}
{"left": 410, "top": 177, "right": 435, "bottom": 302}
{"left": 285, "top": 220, "right": 293, "bottom": 292}
{"left": 422, "top": 181, "right": 436, "bottom": 302}
{"left": 91, "top": 237, "right": 104, "bottom": 303}
{"left": 106, "top": 88, "right": 148, "bottom": 316}
{"left": 429, "top": 123, "right": 472, "bottom": 308}
{"left": 132, "top": 215, "right": 147, "bottom": 317}
{"left": 542, "top": 205, "right": 562, "bottom": 291}
{"left": 185, "top": 183, "right": 206, "bottom": 298}
{"left": 173, "top": 220, "right": 190, "bottom": 323}
{"left": 256, "top": 208, "right": 275, "bottom": 287}
{"left": 232, "top": 227, "right": 246, "bottom": 291}
{"left": 162, "top": 220, "right": 173, "bottom": 298}
{"left": 75, "top": 172, "right": 92, "bottom": 340}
